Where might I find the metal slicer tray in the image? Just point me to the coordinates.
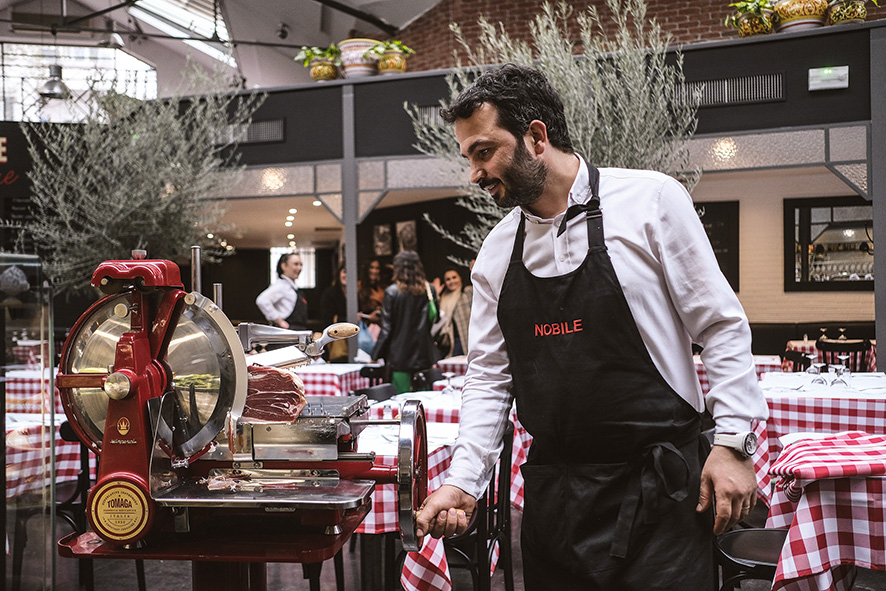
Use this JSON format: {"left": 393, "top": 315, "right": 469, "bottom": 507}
{"left": 153, "top": 477, "right": 375, "bottom": 510}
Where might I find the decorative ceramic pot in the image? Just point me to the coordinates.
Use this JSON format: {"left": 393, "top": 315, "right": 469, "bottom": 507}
{"left": 337, "top": 38, "right": 380, "bottom": 78}
{"left": 828, "top": 0, "right": 867, "bottom": 24}
{"left": 377, "top": 49, "right": 408, "bottom": 75}
{"left": 309, "top": 59, "right": 338, "bottom": 82}
{"left": 735, "top": 10, "right": 778, "bottom": 36}
{"left": 774, "top": 0, "right": 829, "bottom": 31}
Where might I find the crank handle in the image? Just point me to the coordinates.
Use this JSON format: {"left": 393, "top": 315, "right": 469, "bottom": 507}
{"left": 305, "top": 323, "right": 359, "bottom": 357}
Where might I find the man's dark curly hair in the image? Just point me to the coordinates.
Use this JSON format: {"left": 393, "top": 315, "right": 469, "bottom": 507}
{"left": 440, "top": 64, "right": 574, "bottom": 153}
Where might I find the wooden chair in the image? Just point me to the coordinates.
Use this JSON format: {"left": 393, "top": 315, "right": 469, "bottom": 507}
{"left": 815, "top": 337, "right": 871, "bottom": 373}
{"left": 714, "top": 527, "right": 789, "bottom": 590}
{"left": 781, "top": 349, "right": 811, "bottom": 372}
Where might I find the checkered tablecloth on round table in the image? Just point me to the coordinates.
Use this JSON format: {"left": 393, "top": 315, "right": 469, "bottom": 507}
{"left": 766, "top": 434, "right": 886, "bottom": 591}
{"left": 6, "top": 417, "right": 83, "bottom": 499}
{"left": 295, "top": 363, "right": 370, "bottom": 397}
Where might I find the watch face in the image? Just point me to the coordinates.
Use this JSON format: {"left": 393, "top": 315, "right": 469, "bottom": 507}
{"left": 742, "top": 433, "right": 758, "bottom": 456}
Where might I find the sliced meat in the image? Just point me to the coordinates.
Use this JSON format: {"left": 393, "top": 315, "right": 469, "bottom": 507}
{"left": 242, "top": 365, "right": 307, "bottom": 423}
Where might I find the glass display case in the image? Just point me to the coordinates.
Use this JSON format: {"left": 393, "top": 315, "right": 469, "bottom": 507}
{"left": 785, "top": 196, "right": 874, "bottom": 291}
{"left": 3, "top": 253, "right": 59, "bottom": 590}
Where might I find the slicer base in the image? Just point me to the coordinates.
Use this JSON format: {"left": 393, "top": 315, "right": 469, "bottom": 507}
{"left": 58, "top": 503, "right": 370, "bottom": 591}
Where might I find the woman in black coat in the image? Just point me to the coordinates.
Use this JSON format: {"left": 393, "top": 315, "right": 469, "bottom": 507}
{"left": 371, "top": 250, "right": 440, "bottom": 393}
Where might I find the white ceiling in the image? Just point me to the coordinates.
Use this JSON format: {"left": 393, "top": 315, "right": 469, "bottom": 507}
{"left": 0, "top": 0, "right": 442, "bottom": 90}
{"left": 0, "top": 0, "right": 450, "bottom": 250}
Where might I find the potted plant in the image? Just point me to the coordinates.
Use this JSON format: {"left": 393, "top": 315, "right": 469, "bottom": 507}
{"left": 364, "top": 40, "right": 416, "bottom": 75}
{"left": 337, "top": 38, "right": 381, "bottom": 78}
{"left": 724, "top": 0, "right": 779, "bottom": 36}
{"left": 772, "top": 0, "right": 829, "bottom": 30}
{"left": 828, "top": 0, "right": 878, "bottom": 24}
{"left": 294, "top": 44, "right": 341, "bottom": 82}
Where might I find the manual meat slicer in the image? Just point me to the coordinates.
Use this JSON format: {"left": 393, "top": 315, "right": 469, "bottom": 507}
{"left": 55, "top": 250, "right": 428, "bottom": 583}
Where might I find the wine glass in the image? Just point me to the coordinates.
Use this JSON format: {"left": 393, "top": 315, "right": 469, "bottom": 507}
{"left": 441, "top": 371, "right": 457, "bottom": 395}
{"left": 830, "top": 363, "right": 848, "bottom": 388}
{"left": 838, "top": 327, "right": 847, "bottom": 341}
{"left": 810, "top": 363, "right": 828, "bottom": 385}
{"left": 819, "top": 327, "right": 828, "bottom": 340}
{"left": 805, "top": 353, "right": 819, "bottom": 374}
{"left": 836, "top": 354, "right": 851, "bottom": 378}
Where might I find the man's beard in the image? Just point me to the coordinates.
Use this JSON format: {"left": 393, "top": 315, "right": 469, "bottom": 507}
{"left": 484, "top": 141, "right": 547, "bottom": 209}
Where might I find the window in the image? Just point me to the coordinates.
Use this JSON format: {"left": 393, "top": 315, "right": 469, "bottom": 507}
{"left": 269, "top": 247, "right": 316, "bottom": 289}
{"left": 784, "top": 196, "right": 873, "bottom": 291}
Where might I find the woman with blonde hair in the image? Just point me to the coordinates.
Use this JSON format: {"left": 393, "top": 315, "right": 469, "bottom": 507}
{"left": 372, "top": 251, "right": 440, "bottom": 393}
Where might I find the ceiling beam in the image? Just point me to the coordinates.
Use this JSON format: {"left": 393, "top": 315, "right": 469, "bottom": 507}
{"left": 312, "top": 0, "right": 397, "bottom": 36}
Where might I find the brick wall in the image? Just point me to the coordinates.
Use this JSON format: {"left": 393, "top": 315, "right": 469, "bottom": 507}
{"left": 366, "top": 0, "right": 886, "bottom": 73}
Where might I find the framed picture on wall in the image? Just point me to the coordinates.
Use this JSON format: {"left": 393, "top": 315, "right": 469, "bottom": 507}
{"left": 694, "top": 201, "right": 740, "bottom": 291}
{"left": 373, "top": 224, "right": 392, "bottom": 256}
{"left": 396, "top": 220, "right": 418, "bottom": 252}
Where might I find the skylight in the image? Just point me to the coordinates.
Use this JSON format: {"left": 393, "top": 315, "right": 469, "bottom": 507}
{"left": 129, "top": 0, "right": 235, "bottom": 67}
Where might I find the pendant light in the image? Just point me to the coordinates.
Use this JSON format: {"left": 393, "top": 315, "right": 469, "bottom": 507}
{"left": 38, "top": 64, "right": 71, "bottom": 99}
{"left": 39, "top": 24, "right": 71, "bottom": 100}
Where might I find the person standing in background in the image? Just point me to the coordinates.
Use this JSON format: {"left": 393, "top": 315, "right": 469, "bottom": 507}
{"left": 357, "top": 258, "right": 386, "bottom": 355}
{"left": 372, "top": 251, "right": 440, "bottom": 393}
{"left": 255, "top": 252, "right": 309, "bottom": 331}
{"left": 320, "top": 263, "right": 348, "bottom": 362}
{"left": 434, "top": 267, "right": 473, "bottom": 358}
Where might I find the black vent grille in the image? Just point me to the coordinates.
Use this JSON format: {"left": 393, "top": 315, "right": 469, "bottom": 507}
{"left": 679, "top": 73, "right": 784, "bottom": 107}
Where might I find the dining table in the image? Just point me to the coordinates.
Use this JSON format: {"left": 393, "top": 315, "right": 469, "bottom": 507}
{"left": 766, "top": 431, "right": 886, "bottom": 591}
{"left": 355, "top": 417, "right": 459, "bottom": 591}
{"left": 784, "top": 339, "right": 878, "bottom": 372}
{"left": 365, "top": 390, "right": 531, "bottom": 591}
{"left": 6, "top": 413, "right": 83, "bottom": 500}
{"left": 293, "top": 362, "right": 371, "bottom": 396}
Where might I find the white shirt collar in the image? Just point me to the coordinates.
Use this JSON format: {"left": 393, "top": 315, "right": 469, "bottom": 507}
{"left": 520, "top": 153, "right": 590, "bottom": 225}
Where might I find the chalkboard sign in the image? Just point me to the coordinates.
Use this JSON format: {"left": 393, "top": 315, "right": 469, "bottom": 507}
{"left": 694, "top": 200, "right": 739, "bottom": 291}
{"left": 0, "top": 122, "right": 33, "bottom": 252}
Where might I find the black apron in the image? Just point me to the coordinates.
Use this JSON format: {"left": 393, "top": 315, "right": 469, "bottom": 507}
{"left": 497, "top": 166, "right": 714, "bottom": 590}
{"left": 285, "top": 286, "right": 308, "bottom": 331}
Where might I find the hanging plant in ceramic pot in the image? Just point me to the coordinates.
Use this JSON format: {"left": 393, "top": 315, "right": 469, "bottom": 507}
{"left": 364, "top": 40, "right": 416, "bottom": 75}
{"left": 294, "top": 45, "right": 341, "bottom": 81}
{"left": 724, "top": 0, "right": 779, "bottom": 36}
{"left": 828, "top": 0, "right": 878, "bottom": 24}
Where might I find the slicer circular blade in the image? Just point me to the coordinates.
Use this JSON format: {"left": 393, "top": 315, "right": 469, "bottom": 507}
{"left": 398, "top": 400, "right": 428, "bottom": 552}
{"left": 59, "top": 291, "right": 247, "bottom": 459}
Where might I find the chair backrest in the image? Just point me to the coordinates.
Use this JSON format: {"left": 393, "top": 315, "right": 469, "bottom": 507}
{"left": 359, "top": 364, "right": 388, "bottom": 386}
{"left": 411, "top": 367, "right": 444, "bottom": 391}
{"left": 781, "top": 349, "right": 811, "bottom": 372}
{"left": 354, "top": 382, "right": 398, "bottom": 402}
{"left": 815, "top": 337, "right": 871, "bottom": 372}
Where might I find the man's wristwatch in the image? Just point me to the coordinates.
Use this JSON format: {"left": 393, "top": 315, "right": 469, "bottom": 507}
{"left": 713, "top": 431, "right": 758, "bottom": 459}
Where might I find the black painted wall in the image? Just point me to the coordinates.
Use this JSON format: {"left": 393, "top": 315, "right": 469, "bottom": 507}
{"left": 358, "top": 196, "right": 483, "bottom": 286}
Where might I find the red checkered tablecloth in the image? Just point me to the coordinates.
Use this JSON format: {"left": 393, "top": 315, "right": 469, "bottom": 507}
{"left": 367, "top": 401, "right": 531, "bottom": 510}
{"left": 434, "top": 356, "right": 468, "bottom": 377}
{"left": 784, "top": 340, "right": 877, "bottom": 372}
{"left": 766, "top": 433, "right": 886, "bottom": 591}
{"left": 4, "top": 370, "right": 63, "bottom": 415}
{"left": 694, "top": 354, "right": 783, "bottom": 396}
{"left": 295, "top": 363, "right": 370, "bottom": 397}
{"left": 6, "top": 419, "right": 83, "bottom": 499}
